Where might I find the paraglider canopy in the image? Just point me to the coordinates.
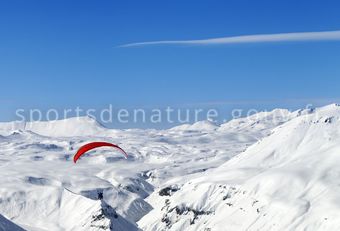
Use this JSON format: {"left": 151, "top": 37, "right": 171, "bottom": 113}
{"left": 73, "top": 142, "right": 128, "bottom": 163}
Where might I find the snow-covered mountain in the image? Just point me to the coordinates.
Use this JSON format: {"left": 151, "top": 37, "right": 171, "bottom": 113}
{"left": 139, "top": 104, "right": 340, "bottom": 231}
{"left": 170, "top": 120, "right": 219, "bottom": 132}
{"left": 1, "top": 105, "right": 339, "bottom": 230}
{"left": 0, "top": 116, "right": 116, "bottom": 137}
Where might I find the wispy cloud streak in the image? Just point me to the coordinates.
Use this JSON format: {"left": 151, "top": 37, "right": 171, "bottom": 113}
{"left": 119, "top": 30, "right": 340, "bottom": 47}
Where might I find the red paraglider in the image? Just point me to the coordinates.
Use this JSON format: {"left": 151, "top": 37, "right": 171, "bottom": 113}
{"left": 73, "top": 142, "right": 128, "bottom": 163}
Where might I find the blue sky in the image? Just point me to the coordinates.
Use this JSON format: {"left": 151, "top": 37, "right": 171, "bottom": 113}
{"left": 1, "top": 0, "right": 340, "bottom": 127}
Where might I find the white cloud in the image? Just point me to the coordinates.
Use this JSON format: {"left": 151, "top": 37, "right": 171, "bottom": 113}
{"left": 119, "top": 30, "right": 340, "bottom": 48}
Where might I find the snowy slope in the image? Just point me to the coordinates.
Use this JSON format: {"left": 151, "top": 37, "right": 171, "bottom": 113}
{"left": 2, "top": 106, "right": 332, "bottom": 230}
{"left": 0, "top": 121, "right": 26, "bottom": 136}
{"left": 139, "top": 104, "right": 340, "bottom": 231}
{"left": 218, "top": 108, "right": 312, "bottom": 136}
{"left": 170, "top": 120, "right": 219, "bottom": 132}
